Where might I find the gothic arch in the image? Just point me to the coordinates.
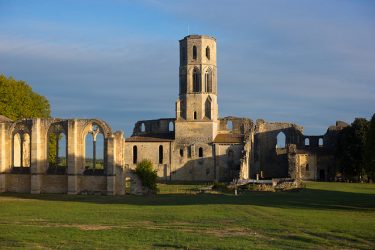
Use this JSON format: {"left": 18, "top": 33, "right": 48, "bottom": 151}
{"left": 192, "top": 67, "right": 201, "bottom": 93}
{"left": 205, "top": 96, "right": 212, "bottom": 119}
{"left": 204, "top": 68, "right": 212, "bottom": 93}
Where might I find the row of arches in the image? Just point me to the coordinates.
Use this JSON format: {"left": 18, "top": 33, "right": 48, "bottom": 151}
{"left": 275, "top": 132, "right": 324, "bottom": 149}
{"left": 11, "top": 122, "right": 107, "bottom": 175}
{"left": 139, "top": 121, "right": 174, "bottom": 133}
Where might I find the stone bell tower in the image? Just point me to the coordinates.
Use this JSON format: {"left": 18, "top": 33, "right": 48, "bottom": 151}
{"left": 175, "top": 35, "right": 219, "bottom": 143}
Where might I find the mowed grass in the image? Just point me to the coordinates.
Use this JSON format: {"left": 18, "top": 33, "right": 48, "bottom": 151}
{"left": 0, "top": 182, "right": 374, "bottom": 249}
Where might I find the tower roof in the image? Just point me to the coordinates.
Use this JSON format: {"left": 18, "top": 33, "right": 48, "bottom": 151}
{"left": 180, "top": 34, "right": 216, "bottom": 42}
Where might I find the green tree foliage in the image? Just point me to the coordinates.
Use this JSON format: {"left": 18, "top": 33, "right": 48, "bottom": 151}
{"left": 135, "top": 159, "right": 158, "bottom": 192}
{"left": 337, "top": 118, "right": 369, "bottom": 181}
{"left": 0, "top": 74, "right": 50, "bottom": 120}
{"left": 0, "top": 74, "right": 56, "bottom": 166}
{"left": 365, "top": 114, "right": 375, "bottom": 182}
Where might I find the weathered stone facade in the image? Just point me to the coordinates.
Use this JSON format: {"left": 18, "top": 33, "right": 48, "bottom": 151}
{"left": 0, "top": 35, "right": 346, "bottom": 195}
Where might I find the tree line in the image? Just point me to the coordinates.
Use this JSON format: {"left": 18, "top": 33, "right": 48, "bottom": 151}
{"left": 336, "top": 115, "right": 375, "bottom": 182}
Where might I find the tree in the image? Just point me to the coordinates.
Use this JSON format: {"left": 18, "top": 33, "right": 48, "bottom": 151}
{"left": 0, "top": 74, "right": 56, "bottom": 165}
{"left": 337, "top": 118, "right": 369, "bottom": 181}
{"left": 365, "top": 114, "right": 375, "bottom": 182}
{"left": 135, "top": 159, "right": 158, "bottom": 192}
{"left": 0, "top": 74, "right": 50, "bottom": 120}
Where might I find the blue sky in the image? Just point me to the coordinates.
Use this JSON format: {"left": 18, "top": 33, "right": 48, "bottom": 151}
{"left": 0, "top": 0, "right": 374, "bottom": 136}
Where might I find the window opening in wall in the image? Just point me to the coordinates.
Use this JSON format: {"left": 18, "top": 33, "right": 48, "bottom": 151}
{"left": 193, "top": 45, "right": 197, "bottom": 59}
{"left": 319, "top": 138, "right": 324, "bottom": 147}
{"left": 168, "top": 121, "right": 174, "bottom": 131}
{"left": 194, "top": 112, "right": 197, "bottom": 120}
{"left": 205, "top": 97, "right": 212, "bottom": 119}
{"left": 206, "top": 46, "right": 210, "bottom": 60}
{"left": 193, "top": 67, "right": 200, "bottom": 92}
{"left": 306, "top": 164, "right": 310, "bottom": 171}
{"left": 305, "top": 138, "right": 310, "bottom": 146}
{"left": 133, "top": 145, "right": 138, "bottom": 164}
{"left": 205, "top": 68, "right": 212, "bottom": 93}
{"left": 276, "top": 132, "right": 286, "bottom": 148}
{"left": 227, "top": 120, "right": 233, "bottom": 130}
{"left": 180, "top": 148, "right": 184, "bottom": 157}
{"left": 141, "top": 123, "right": 145, "bottom": 132}
{"left": 187, "top": 146, "right": 192, "bottom": 158}
{"left": 84, "top": 125, "right": 105, "bottom": 175}
{"left": 159, "top": 145, "right": 163, "bottom": 164}
{"left": 13, "top": 133, "right": 21, "bottom": 167}
{"left": 199, "top": 147, "right": 203, "bottom": 157}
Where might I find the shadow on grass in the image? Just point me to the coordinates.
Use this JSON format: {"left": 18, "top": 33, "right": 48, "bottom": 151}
{"left": 1, "top": 188, "right": 375, "bottom": 211}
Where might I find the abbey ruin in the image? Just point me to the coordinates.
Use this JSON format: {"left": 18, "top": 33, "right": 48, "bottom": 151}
{"left": 0, "top": 35, "right": 347, "bottom": 195}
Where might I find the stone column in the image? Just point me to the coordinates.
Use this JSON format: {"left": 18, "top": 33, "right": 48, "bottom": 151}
{"left": 0, "top": 123, "right": 7, "bottom": 192}
{"left": 67, "top": 120, "right": 79, "bottom": 194}
{"left": 106, "top": 135, "right": 115, "bottom": 195}
{"left": 30, "top": 118, "right": 42, "bottom": 194}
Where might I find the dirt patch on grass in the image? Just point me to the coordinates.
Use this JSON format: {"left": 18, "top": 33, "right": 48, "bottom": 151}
{"left": 74, "top": 224, "right": 113, "bottom": 231}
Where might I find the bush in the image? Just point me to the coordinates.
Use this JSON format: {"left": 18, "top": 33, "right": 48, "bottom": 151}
{"left": 135, "top": 159, "right": 158, "bottom": 192}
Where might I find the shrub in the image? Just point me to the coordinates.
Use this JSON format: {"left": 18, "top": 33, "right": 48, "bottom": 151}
{"left": 135, "top": 159, "right": 158, "bottom": 192}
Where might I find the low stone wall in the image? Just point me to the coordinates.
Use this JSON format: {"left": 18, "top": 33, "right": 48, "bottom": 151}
{"left": 79, "top": 176, "right": 107, "bottom": 194}
{"left": 6, "top": 174, "right": 31, "bottom": 193}
{"left": 41, "top": 175, "right": 68, "bottom": 194}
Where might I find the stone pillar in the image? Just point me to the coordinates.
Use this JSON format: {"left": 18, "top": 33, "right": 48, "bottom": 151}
{"left": 287, "top": 144, "right": 299, "bottom": 180}
{"left": 0, "top": 123, "right": 7, "bottom": 192}
{"left": 30, "top": 118, "right": 42, "bottom": 194}
{"left": 106, "top": 136, "right": 115, "bottom": 195}
{"left": 67, "top": 120, "right": 79, "bottom": 194}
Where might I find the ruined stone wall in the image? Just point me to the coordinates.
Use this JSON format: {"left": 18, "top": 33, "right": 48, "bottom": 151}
{"left": 0, "top": 118, "right": 126, "bottom": 195}
{"left": 125, "top": 141, "right": 172, "bottom": 181}
{"left": 214, "top": 144, "right": 242, "bottom": 181}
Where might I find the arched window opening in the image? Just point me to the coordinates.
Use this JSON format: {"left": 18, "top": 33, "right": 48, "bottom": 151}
{"left": 305, "top": 138, "right": 310, "bottom": 147}
{"left": 193, "top": 45, "right": 197, "bottom": 60}
{"left": 227, "top": 121, "right": 233, "bottom": 130}
{"left": 198, "top": 147, "right": 203, "bottom": 158}
{"left": 48, "top": 132, "right": 67, "bottom": 174}
{"left": 206, "top": 46, "right": 210, "bottom": 60}
{"left": 133, "top": 145, "right": 138, "bottom": 164}
{"left": 180, "top": 148, "right": 184, "bottom": 157}
{"left": 141, "top": 123, "right": 145, "bottom": 132}
{"left": 84, "top": 125, "right": 105, "bottom": 175}
{"left": 13, "top": 133, "right": 21, "bottom": 167}
{"left": 204, "top": 68, "right": 212, "bottom": 93}
{"left": 319, "top": 138, "right": 324, "bottom": 147}
{"left": 193, "top": 68, "right": 200, "bottom": 92}
{"left": 159, "top": 145, "right": 163, "bottom": 164}
{"left": 276, "top": 132, "right": 286, "bottom": 149}
{"left": 205, "top": 97, "right": 211, "bottom": 119}
{"left": 194, "top": 111, "right": 197, "bottom": 120}
{"left": 306, "top": 164, "right": 310, "bottom": 171}
{"left": 85, "top": 134, "right": 94, "bottom": 169}
{"left": 168, "top": 121, "right": 174, "bottom": 132}
{"left": 95, "top": 133, "right": 104, "bottom": 170}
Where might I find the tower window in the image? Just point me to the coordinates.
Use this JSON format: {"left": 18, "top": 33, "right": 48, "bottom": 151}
{"left": 193, "top": 45, "right": 197, "bottom": 60}
{"left": 206, "top": 46, "right": 210, "bottom": 60}
{"left": 198, "top": 147, "right": 203, "bottom": 158}
{"left": 180, "top": 148, "right": 184, "bottom": 157}
{"left": 193, "top": 67, "right": 201, "bottom": 92}
{"left": 194, "top": 112, "right": 197, "bottom": 120}
{"left": 204, "top": 68, "right": 212, "bottom": 93}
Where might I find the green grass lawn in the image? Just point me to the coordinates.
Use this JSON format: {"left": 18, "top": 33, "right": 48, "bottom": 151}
{"left": 0, "top": 182, "right": 374, "bottom": 249}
